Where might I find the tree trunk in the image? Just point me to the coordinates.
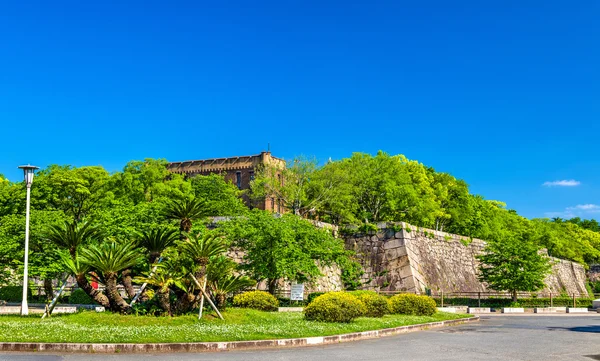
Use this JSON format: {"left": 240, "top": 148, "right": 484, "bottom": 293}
{"left": 43, "top": 278, "right": 54, "bottom": 301}
{"left": 512, "top": 290, "right": 518, "bottom": 303}
{"left": 104, "top": 273, "right": 131, "bottom": 313}
{"left": 268, "top": 278, "right": 278, "bottom": 294}
{"left": 215, "top": 293, "right": 226, "bottom": 309}
{"left": 76, "top": 273, "right": 110, "bottom": 308}
{"left": 157, "top": 289, "right": 171, "bottom": 316}
{"left": 174, "top": 292, "right": 196, "bottom": 315}
{"left": 121, "top": 269, "right": 136, "bottom": 299}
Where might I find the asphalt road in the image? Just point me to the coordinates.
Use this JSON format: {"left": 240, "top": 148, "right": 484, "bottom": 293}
{"left": 1, "top": 316, "right": 599, "bottom": 361}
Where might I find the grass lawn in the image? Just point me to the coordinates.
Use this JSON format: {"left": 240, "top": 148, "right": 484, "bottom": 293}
{"left": 0, "top": 309, "right": 470, "bottom": 343}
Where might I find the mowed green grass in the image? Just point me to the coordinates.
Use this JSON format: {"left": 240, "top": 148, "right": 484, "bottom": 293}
{"left": 0, "top": 309, "right": 470, "bottom": 343}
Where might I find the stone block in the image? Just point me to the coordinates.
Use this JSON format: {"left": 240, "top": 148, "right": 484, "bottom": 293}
{"left": 566, "top": 308, "right": 589, "bottom": 313}
{"left": 383, "top": 238, "right": 404, "bottom": 250}
{"left": 502, "top": 308, "right": 524, "bottom": 313}
{"left": 95, "top": 306, "right": 106, "bottom": 312}
{"left": 54, "top": 306, "right": 77, "bottom": 314}
{"left": 468, "top": 307, "right": 491, "bottom": 313}
{"left": 454, "top": 306, "right": 469, "bottom": 313}
{"left": 534, "top": 307, "right": 566, "bottom": 313}
{"left": 437, "top": 307, "right": 456, "bottom": 313}
{"left": 278, "top": 307, "right": 303, "bottom": 312}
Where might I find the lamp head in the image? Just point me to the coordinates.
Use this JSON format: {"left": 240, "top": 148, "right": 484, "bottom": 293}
{"left": 17, "top": 165, "right": 39, "bottom": 187}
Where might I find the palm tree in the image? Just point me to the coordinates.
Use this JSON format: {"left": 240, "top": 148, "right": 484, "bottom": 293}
{"left": 209, "top": 275, "right": 255, "bottom": 308}
{"left": 46, "top": 220, "right": 101, "bottom": 259}
{"left": 178, "top": 232, "right": 227, "bottom": 282}
{"left": 59, "top": 252, "right": 110, "bottom": 308}
{"left": 137, "top": 228, "right": 179, "bottom": 264}
{"left": 164, "top": 198, "right": 208, "bottom": 238}
{"left": 79, "top": 241, "right": 143, "bottom": 313}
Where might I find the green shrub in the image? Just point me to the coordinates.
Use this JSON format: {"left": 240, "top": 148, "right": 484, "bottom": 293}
{"left": 233, "top": 291, "right": 279, "bottom": 311}
{"left": 304, "top": 292, "right": 366, "bottom": 322}
{"left": 0, "top": 286, "right": 30, "bottom": 302}
{"left": 68, "top": 289, "right": 94, "bottom": 305}
{"left": 389, "top": 293, "right": 437, "bottom": 316}
{"left": 307, "top": 292, "right": 326, "bottom": 304}
{"left": 355, "top": 293, "right": 389, "bottom": 317}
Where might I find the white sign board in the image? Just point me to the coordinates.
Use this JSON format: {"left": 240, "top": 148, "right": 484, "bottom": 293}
{"left": 290, "top": 283, "right": 304, "bottom": 301}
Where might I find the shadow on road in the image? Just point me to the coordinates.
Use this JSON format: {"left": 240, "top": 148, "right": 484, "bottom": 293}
{"left": 547, "top": 325, "right": 600, "bottom": 333}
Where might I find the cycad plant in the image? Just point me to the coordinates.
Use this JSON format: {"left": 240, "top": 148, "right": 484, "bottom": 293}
{"left": 79, "top": 241, "right": 143, "bottom": 313}
{"left": 206, "top": 256, "right": 255, "bottom": 308}
{"left": 210, "top": 275, "right": 255, "bottom": 308}
{"left": 178, "top": 232, "right": 227, "bottom": 282}
{"left": 137, "top": 228, "right": 178, "bottom": 264}
{"left": 46, "top": 220, "right": 101, "bottom": 259}
{"left": 47, "top": 221, "right": 111, "bottom": 306}
{"left": 134, "top": 265, "right": 183, "bottom": 316}
{"left": 164, "top": 198, "right": 207, "bottom": 237}
{"left": 59, "top": 252, "right": 110, "bottom": 308}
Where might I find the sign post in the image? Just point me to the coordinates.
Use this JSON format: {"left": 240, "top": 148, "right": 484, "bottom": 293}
{"left": 291, "top": 283, "right": 304, "bottom": 303}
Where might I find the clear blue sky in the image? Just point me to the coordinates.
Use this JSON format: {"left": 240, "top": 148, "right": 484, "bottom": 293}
{"left": 1, "top": 1, "right": 598, "bottom": 219}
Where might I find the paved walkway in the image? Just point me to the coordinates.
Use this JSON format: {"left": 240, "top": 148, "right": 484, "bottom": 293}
{"left": 0, "top": 316, "right": 599, "bottom": 360}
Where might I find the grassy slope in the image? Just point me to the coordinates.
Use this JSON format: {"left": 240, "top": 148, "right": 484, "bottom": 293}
{"left": 0, "top": 309, "right": 470, "bottom": 343}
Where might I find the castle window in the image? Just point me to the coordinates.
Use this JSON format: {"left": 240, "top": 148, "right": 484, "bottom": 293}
{"left": 249, "top": 171, "right": 255, "bottom": 181}
{"left": 236, "top": 171, "right": 242, "bottom": 189}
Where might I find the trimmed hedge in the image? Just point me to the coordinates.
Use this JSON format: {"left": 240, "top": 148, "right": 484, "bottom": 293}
{"left": 68, "top": 289, "right": 94, "bottom": 305}
{"left": 304, "top": 292, "right": 366, "bottom": 323}
{"left": 434, "top": 297, "right": 594, "bottom": 308}
{"left": 0, "top": 286, "right": 30, "bottom": 302}
{"left": 355, "top": 292, "right": 389, "bottom": 317}
{"left": 389, "top": 294, "right": 437, "bottom": 316}
{"left": 233, "top": 291, "right": 279, "bottom": 311}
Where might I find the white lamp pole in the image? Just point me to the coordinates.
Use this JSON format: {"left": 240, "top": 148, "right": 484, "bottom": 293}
{"left": 18, "top": 164, "right": 39, "bottom": 316}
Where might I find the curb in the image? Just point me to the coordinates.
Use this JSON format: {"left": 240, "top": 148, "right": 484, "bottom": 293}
{"left": 0, "top": 316, "right": 478, "bottom": 353}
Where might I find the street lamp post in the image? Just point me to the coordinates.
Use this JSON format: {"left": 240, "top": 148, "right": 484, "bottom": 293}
{"left": 18, "top": 164, "right": 39, "bottom": 316}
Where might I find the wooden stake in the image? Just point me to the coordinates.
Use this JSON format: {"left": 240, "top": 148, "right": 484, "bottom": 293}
{"left": 42, "top": 275, "right": 68, "bottom": 319}
{"left": 198, "top": 278, "right": 207, "bottom": 319}
{"left": 189, "top": 273, "right": 223, "bottom": 320}
{"left": 131, "top": 257, "right": 163, "bottom": 305}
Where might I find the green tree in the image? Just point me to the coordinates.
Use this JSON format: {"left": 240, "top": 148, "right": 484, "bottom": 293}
{"left": 222, "top": 210, "right": 347, "bottom": 293}
{"left": 191, "top": 174, "right": 248, "bottom": 216}
{"left": 31, "top": 165, "right": 112, "bottom": 222}
{"left": 477, "top": 234, "right": 552, "bottom": 302}
{"left": 109, "top": 158, "right": 192, "bottom": 205}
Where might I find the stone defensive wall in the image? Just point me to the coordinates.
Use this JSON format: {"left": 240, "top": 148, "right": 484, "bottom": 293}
{"left": 342, "top": 222, "right": 590, "bottom": 297}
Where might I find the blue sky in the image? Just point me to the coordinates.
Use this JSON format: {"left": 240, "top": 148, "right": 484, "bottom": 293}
{"left": 1, "top": 1, "right": 598, "bottom": 219}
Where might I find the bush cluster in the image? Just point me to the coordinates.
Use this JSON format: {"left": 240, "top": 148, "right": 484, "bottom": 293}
{"left": 0, "top": 286, "right": 30, "bottom": 302}
{"left": 304, "top": 292, "right": 366, "bottom": 322}
{"left": 68, "top": 289, "right": 95, "bottom": 305}
{"left": 233, "top": 291, "right": 279, "bottom": 311}
{"left": 354, "top": 292, "right": 390, "bottom": 317}
{"left": 389, "top": 294, "right": 437, "bottom": 316}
